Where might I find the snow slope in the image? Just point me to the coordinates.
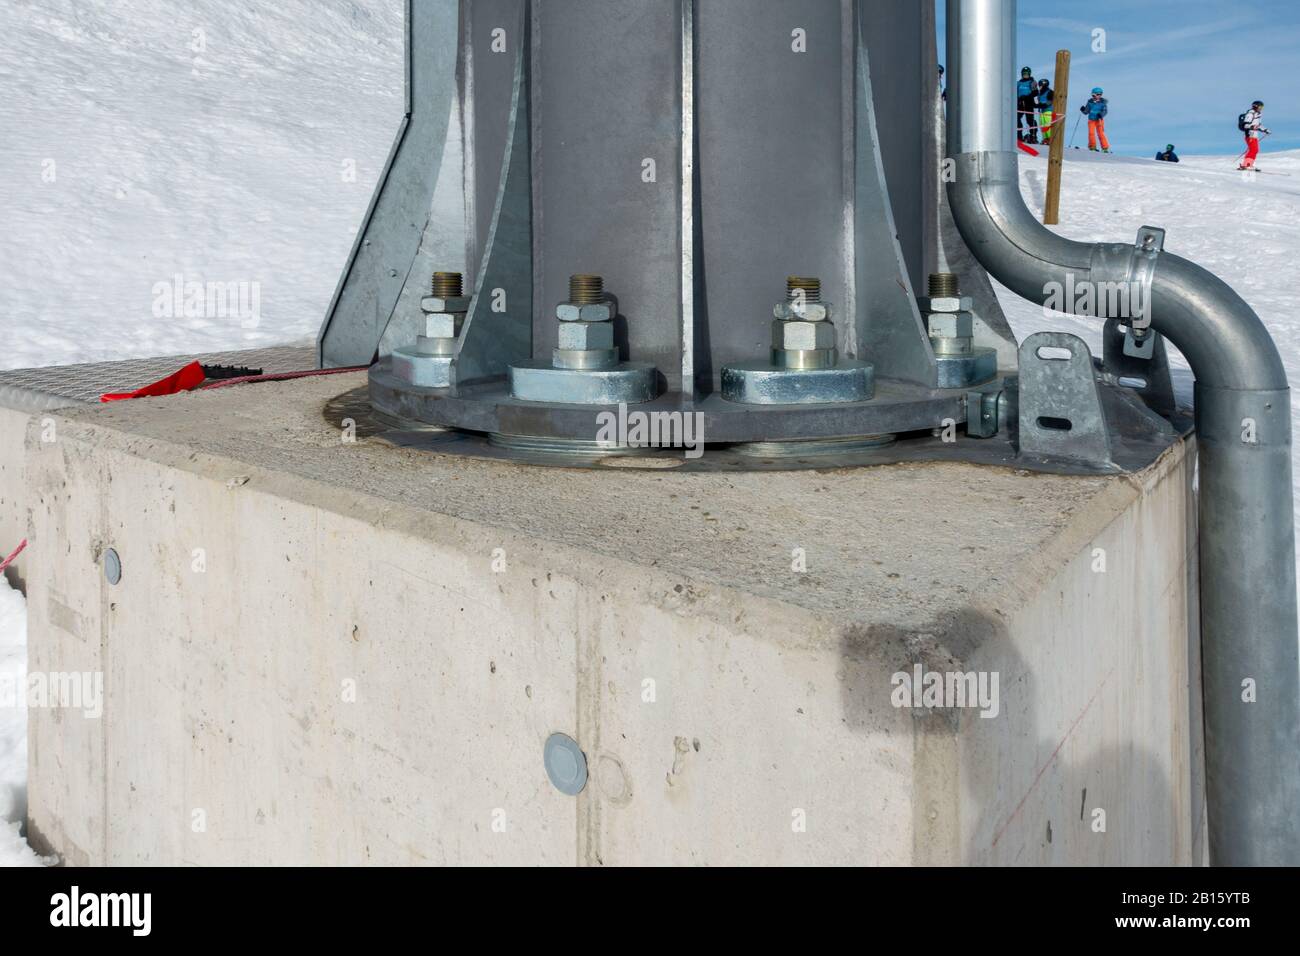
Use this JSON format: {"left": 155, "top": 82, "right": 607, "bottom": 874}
{"left": 0, "top": 0, "right": 404, "bottom": 369}
{"left": 2, "top": 1, "right": 1300, "bottom": 867}
{"left": 1004, "top": 147, "right": 1300, "bottom": 372}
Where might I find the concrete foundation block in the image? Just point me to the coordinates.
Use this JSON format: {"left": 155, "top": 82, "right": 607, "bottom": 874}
{"left": 14, "top": 372, "right": 1203, "bottom": 865}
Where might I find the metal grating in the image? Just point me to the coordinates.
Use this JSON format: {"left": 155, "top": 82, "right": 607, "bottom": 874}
{"left": 0, "top": 346, "right": 317, "bottom": 413}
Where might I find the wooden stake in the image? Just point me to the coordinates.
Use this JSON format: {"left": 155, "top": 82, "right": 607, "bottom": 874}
{"left": 1044, "top": 50, "right": 1070, "bottom": 226}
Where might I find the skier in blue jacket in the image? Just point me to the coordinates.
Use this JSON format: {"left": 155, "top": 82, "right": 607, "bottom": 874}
{"left": 1155, "top": 144, "right": 1179, "bottom": 163}
{"left": 1079, "top": 87, "right": 1110, "bottom": 152}
{"left": 1016, "top": 67, "right": 1038, "bottom": 143}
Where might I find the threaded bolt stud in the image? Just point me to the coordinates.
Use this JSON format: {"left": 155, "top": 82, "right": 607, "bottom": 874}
{"left": 568, "top": 274, "right": 604, "bottom": 305}
{"left": 787, "top": 276, "right": 822, "bottom": 304}
{"left": 928, "top": 272, "right": 960, "bottom": 297}
{"left": 432, "top": 271, "right": 464, "bottom": 298}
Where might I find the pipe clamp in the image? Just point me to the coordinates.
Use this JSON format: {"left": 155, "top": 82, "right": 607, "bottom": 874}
{"left": 1128, "top": 225, "right": 1165, "bottom": 338}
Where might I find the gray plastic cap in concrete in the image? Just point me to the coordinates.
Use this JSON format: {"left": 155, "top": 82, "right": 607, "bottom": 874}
{"left": 103, "top": 548, "right": 122, "bottom": 586}
{"left": 543, "top": 733, "right": 588, "bottom": 795}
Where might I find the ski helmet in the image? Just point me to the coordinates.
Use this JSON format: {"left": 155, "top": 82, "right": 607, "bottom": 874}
{"left": 1166, "top": 144, "right": 1175, "bottom": 152}
{"left": 1038, "top": 78, "right": 1049, "bottom": 87}
{"left": 1022, "top": 67, "right": 1032, "bottom": 76}
{"left": 1092, "top": 87, "right": 1104, "bottom": 95}
{"left": 1253, "top": 100, "right": 1264, "bottom": 108}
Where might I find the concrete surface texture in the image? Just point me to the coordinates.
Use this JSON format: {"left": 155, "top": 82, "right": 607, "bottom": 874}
{"left": 17, "top": 372, "right": 1202, "bottom": 864}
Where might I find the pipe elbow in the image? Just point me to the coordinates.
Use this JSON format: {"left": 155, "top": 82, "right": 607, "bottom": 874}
{"left": 947, "top": 151, "right": 1289, "bottom": 391}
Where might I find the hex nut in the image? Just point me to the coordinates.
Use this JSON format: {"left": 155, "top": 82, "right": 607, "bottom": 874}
{"left": 420, "top": 295, "right": 472, "bottom": 314}
{"left": 774, "top": 319, "right": 837, "bottom": 352}
{"left": 773, "top": 301, "right": 832, "bottom": 322}
{"left": 557, "top": 320, "right": 615, "bottom": 351}
{"left": 556, "top": 301, "right": 615, "bottom": 323}
{"left": 927, "top": 312, "right": 974, "bottom": 338}
{"left": 918, "top": 296, "right": 974, "bottom": 314}
{"left": 423, "top": 313, "right": 461, "bottom": 339}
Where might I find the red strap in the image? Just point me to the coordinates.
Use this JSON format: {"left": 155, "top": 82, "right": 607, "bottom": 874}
{"left": 100, "top": 361, "right": 207, "bottom": 403}
{"left": 1017, "top": 140, "right": 1040, "bottom": 157}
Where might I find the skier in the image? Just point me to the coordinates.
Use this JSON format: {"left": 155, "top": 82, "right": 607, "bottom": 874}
{"left": 1238, "top": 100, "right": 1270, "bottom": 170}
{"left": 1016, "top": 67, "right": 1038, "bottom": 143}
{"left": 1155, "top": 144, "right": 1179, "bottom": 163}
{"left": 1079, "top": 87, "right": 1110, "bottom": 152}
{"left": 1035, "top": 78, "right": 1055, "bottom": 142}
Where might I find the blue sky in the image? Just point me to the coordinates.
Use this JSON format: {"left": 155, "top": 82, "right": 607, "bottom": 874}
{"left": 937, "top": 0, "right": 1300, "bottom": 157}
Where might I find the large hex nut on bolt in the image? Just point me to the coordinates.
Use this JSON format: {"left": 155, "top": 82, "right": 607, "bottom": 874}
{"left": 558, "top": 321, "right": 615, "bottom": 351}
{"left": 773, "top": 319, "right": 836, "bottom": 352}
{"left": 927, "top": 312, "right": 973, "bottom": 339}
{"left": 423, "top": 313, "right": 461, "bottom": 339}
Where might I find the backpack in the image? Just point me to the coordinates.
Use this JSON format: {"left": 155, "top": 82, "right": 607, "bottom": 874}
{"left": 1238, "top": 112, "right": 1249, "bottom": 132}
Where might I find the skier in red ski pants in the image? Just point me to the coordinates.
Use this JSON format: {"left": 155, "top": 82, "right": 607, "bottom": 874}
{"left": 1240, "top": 100, "right": 1270, "bottom": 170}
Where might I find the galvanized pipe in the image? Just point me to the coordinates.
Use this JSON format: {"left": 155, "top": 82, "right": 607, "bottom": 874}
{"left": 946, "top": 0, "right": 1299, "bottom": 864}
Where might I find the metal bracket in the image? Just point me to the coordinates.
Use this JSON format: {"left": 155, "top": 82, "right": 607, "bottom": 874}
{"left": 1017, "top": 332, "right": 1114, "bottom": 468}
{"left": 1101, "top": 318, "right": 1176, "bottom": 420}
{"left": 1122, "top": 325, "right": 1155, "bottom": 359}
{"left": 317, "top": 0, "right": 461, "bottom": 368}
{"left": 450, "top": 2, "right": 533, "bottom": 390}
{"left": 965, "top": 387, "right": 1003, "bottom": 438}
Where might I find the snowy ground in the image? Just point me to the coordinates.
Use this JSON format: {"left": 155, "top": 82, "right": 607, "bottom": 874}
{"left": 1003, "top": 147, "right": 1300, "bottom": 375}
{"left": 0, "top": 0, "right": 404, "bottom": 369}
{"left": 0, "top": 577, "right": 44, "bottom": 866}
{"left": 2, "top": 0, "right": 1300, "bottom": 866}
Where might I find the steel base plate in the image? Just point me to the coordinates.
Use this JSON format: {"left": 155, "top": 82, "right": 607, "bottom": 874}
{"left": 368, "top": 359, "right": 966, "bottom": 444}
{"left": 335, "top": 379, "right": 1190, "bottom": 475}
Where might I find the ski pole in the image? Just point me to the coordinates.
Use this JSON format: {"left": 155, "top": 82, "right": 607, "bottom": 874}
{"left": 1068, "top": 113, "right": 1083, "bottom": 148}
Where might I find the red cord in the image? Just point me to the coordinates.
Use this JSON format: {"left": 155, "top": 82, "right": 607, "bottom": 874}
{"left": 0, "top": 538, "right": 27, "bottom": 574}
{"left": 201, "top": 366, "right": 368, "bottom": 390}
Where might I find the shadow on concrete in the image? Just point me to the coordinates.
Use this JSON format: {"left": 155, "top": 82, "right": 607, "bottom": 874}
{"left": 840, "top": 607, "right": 1179, "bottom": 864}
